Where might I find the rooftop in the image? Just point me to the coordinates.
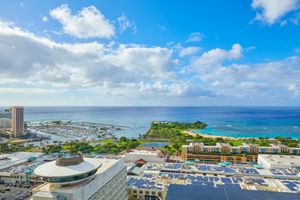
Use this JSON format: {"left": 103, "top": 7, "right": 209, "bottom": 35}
{"left": 33, "top": 158, "right": 121, "bottom": 193}
{"left": 0, "top": 152, "right": 43, "bottom": 171}
{"left": 34, "top": 156, "right": 102, "bottom": 178}
{"left": 166, "top": 184, "right": 300, "bottom": 200}
{"left": 259, "top": 154, "right": 300, "bottom": 166}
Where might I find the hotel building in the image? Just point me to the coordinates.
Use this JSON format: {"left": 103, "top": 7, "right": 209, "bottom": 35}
{"left": 0, "top": 109, "right": 12, "bottom": 129}
{"left": 11, "top": 106, "right": 24, "bottom": 137}
{"left": 182, "top": 142, "right": 300, "bottom": 163}
{"left": 32, "top": 154, "right": 127, "bottom": 200}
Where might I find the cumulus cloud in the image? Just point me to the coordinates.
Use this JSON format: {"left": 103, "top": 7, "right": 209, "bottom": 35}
{"left": 187, "top": 32, "right": 203, "bottom": 42}
{"left": 0, "top": 20, "right": 174, "bottom": 91}
{"left": 190, "top": 44, "right": 243, "bottom": 70}
{"left": 1, "top": 18, "right": 300, "bottom": 104}
{"left": 179, "top": 46, "right": 201, "bottom": 57}
{"left": 117, "top": 14, "right": 137, "bottom": 33}
{"left": 49, "top": 4, "right": 115, "bottom": 39}
{"left": 138, "top": 81, "right": 214, "bottom": 97}
{"left": 190, "top": 47, "right": 300, "bottom": 98}
{"left": 42, "top": 16, "right": 48, "bottom": 22}
{"left": 0, "top": 87, "right": 62, "bottom": 94}
{"left": 251, "top": 0, "right": 300, "bottom": 24}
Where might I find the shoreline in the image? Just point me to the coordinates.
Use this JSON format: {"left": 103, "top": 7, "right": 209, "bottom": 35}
{"left": 184, "top": 130, "right": 243, "bottom": 140}
{"left": 185, "top": 130, "right": 300, "bottom": 140}
{"left": 184, "top": 130, "right": 282, "bottom": 140}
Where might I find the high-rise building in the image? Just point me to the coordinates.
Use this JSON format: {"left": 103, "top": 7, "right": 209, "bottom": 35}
{"left": 32, "top": 154, "right": 127, "bottom": 200}
{"left": 11, "top": 106, "right": 24, "bottom": 137}
{"left": 0, "top": 109, "right": 12, "bottom": 129}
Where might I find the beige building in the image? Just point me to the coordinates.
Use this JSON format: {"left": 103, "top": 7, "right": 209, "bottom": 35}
{"left": 124, "top": 150, "right": 167, "bottom": 163}
{"left": 11, "top": 106, "right": 24, "bottom": 137}
{"left": 182, "top": 142, "right": 300, "bottom": 163}
{"left": 128, "top": 185, "right": 166, "bottom": 200}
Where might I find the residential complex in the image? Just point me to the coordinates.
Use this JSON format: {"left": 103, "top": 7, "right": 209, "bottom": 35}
{"left": 0, "top": 109, "right": 11, "bottom": 129}
{"left": 11, "top": 106, "right": 25, "bottom": 137}
{"left": 182, "top": 142, "right": 300, "bottom": 163}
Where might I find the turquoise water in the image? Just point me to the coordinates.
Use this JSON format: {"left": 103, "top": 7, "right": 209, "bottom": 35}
{"left": 10, "top": 106, "right": 300, "bottom": 139}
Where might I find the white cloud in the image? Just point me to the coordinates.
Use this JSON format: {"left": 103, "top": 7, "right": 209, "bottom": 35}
{"left": 49, "top": 4, "right": 115, "bottom": 39}
{"left": 1, "top": 18, "right": 300, "bottom": 105}
{"left": 190, "top": 50, "right": 300, "bottom": 98}
{"left": 117, "top": 14, "right": 137, "bottom": 33}
{"left": 179, "top": 46, "right": 201, "bottom": 57}
{"left": 42, "top": 16, "right": 48, "bottom": 22}
{"left": 187, "top": 32, "right": 203, "bottom": 42}
{"left": 251, "top": 0, "right": 299, "bottom": 24}
{"left": 191, "top": 44, "right": 243, "bottom": 69}
{"left": 137, "top": 81, "right": 214, "bottom": 97}
{"left": 0, "top": 87, "right": 63, "bottom": 94}
{"left": 0, "top": 20, "right": 174, "bottom": 90}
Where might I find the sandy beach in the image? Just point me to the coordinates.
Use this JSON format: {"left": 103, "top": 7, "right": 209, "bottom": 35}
{"left": 184, "top": 130, "right": 245, "bottom": 140}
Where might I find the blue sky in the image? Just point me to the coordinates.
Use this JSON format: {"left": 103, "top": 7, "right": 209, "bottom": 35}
{"left": 1, "top": 0, "right": 300, "bottom": 106}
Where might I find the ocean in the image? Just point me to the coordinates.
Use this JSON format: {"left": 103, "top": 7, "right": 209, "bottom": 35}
{"left": 20, "top": 106, "right": 300, "bottom": 139}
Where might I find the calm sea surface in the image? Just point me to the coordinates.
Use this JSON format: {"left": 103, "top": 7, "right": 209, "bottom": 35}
{"left": 18, "top": 107, "right": 300, "bottom": 139}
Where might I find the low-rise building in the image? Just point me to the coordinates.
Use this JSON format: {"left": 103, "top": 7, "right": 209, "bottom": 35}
{"left": 127, "top": 177, "right": 167, "bottom": 200}
{"left": 124, "top": 150, "right": 167, "bottom": 163}
{"left": 182, "top": 142, "right": 300, "bottom": 163}
{"left": 257, "top": 154, "right": 300, "bottom": 169}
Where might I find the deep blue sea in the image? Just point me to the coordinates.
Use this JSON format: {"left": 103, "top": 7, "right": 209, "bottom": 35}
{"left": 19, "top": 107, "right": 300, "bottom": 139}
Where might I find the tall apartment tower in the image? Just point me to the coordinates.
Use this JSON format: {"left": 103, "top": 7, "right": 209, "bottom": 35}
{"left": 11, "top": 106, "right": 24, "bottom": 137}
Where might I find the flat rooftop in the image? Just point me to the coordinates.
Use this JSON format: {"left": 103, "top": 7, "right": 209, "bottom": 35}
{"left": 259, "top": 154, "right": 300, "bottom": 166}
{"left": 127, "top": 150, "right": 161, "bottom": 155}
{"left": 166, "top": 184, "right": 300, "bottom": 200}
{"left": 0, "top": 152, "right": 43, "bottom": 171}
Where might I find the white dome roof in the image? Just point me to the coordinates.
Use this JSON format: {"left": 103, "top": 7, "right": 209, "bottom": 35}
{"left": 34, "top": 158, "right": 102, "bottom": 178}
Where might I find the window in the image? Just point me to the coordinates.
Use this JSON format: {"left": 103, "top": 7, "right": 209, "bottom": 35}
{"left": 42, "top": 169, "right": 97, "bottom": 183}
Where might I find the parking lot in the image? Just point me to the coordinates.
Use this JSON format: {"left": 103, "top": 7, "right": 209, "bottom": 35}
{"left": 0, "top": 185, "right": 32, "bottom": 200}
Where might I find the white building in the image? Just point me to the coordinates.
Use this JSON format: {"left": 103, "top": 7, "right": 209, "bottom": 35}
{"left": 124, "top": 150, "right": 166, "bottom": 163}
{"left": 32, "top": 154, "right": 127, "bottom": 200}
{"left": 0, "top": 152, "right": 43, "bottom": 170}
{"left": 258, "top": 154, "right": 300, "bottom": 169}
{"left": 0, "top": 118, "right": 11, "bottom": 129}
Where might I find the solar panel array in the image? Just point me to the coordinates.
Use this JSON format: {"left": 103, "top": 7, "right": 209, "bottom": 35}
{"left": 271, "top": 169, "right": 298, "bottom": 176}
{"left": 196, "top": 165, "right": 236, "bottom": 173}
{"left": 127, "top": 177, "right": 163, "bottom": 190}
{"left": 166, "top": 184, "right": 300, "bottom": 200}
{"left": 282, "top": 180, "right": 300, "bottom": 192}
{"left": 163, "top": 163, "right": 183, "bottom": 170}
{"left": 243, "top": 168, "right": 259, "bottom": 174}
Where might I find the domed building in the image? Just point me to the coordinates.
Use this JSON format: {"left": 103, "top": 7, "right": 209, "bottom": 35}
{"left": 32, "top": 154, "right": 127, "bottom": 200}
{"left": 34, "top": 154, "right": 101, "bottom": 185}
